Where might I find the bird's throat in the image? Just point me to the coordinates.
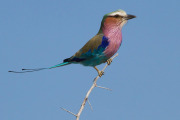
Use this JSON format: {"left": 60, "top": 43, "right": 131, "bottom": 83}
{"left": 102, "top": 17, "right": 122, "bottom": 37}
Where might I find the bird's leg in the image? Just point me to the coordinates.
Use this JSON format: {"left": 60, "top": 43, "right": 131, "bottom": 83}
{"left": 94, "top": 66, "right": 104, "bottom": 77}
{"left": 107, "top": 58, "right": 112, "bottom": 65}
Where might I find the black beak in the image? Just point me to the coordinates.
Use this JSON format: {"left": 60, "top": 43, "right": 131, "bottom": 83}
{"left": 125, "top": 14, "right": 136, "bottom": 20}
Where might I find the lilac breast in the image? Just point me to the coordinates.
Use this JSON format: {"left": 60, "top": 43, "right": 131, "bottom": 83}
{"left": 103, "top": 27, "right": 122, "bottom": 58}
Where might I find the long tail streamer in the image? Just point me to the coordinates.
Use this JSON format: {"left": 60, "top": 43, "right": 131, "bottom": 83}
{"left": 8, "top": 62, "right": 70, "bottom": 73}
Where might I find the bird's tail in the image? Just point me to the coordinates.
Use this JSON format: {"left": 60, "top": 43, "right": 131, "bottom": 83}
{"left": 8, "top": 62, "right": 71, "bottom": 73}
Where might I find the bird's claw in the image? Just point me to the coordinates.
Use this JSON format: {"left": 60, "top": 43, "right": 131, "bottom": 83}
{"left": 98, "top": 71, "right": 104, "bottom": 77}
{"left": 107, "top": 58, "right": 112, "bottom": 65}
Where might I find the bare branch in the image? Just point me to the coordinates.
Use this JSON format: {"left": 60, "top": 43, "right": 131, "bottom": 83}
{"left": 75, "top": 53, "right": 118, "bottom": 120}
{"left": 60, "top": 53, "right": 118, "bottom": 120}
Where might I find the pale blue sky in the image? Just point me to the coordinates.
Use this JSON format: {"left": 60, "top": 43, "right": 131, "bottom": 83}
{"left": 1, "top": 0, "right": 180, "bottom": 120}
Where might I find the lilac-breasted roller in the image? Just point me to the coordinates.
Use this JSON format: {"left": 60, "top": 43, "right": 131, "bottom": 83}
{"left": 9, "top": 9, "right": 136, "bottom": 77}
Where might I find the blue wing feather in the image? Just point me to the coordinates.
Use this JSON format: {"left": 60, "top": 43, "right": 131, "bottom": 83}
{"left": 98, "top": 36, "right": 109, "bottom": 49}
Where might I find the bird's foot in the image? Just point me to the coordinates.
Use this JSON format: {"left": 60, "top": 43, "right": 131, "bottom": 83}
{"left": 94, "top": 66, "right": 104, "bottom": 77}
{"left": 107, "top": 58, "right": 112, "bottom": 65}
{"left": 98, "top": 71, "right": 104, "bottom": 77}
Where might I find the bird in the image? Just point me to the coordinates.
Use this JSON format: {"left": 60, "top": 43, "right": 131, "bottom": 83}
{"left": 9, "top": 9, "right": 136, "bottom": 77}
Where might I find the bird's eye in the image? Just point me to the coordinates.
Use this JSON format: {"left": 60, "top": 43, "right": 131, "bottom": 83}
{"left": 114, "top": 14, "right": 120, "bottom": 18}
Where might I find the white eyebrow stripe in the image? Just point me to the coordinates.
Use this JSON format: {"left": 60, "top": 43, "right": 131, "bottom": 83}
{"left": 109, "top": 11, "right": 127, "bottom": 17}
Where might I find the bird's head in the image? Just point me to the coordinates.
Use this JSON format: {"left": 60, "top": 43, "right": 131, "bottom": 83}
{"left": 99, "top": 9, "right": 136, "bottom": 33}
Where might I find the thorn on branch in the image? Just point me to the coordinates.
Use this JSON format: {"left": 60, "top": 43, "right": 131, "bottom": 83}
{"left": 60, "top": 107, "right": 77, "bottom": 117}
{"left": 87, "top": 99, "right": 93, "bottom": 111}
{"left": 96, "top": 85, "right": 112, "bottom": 91}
